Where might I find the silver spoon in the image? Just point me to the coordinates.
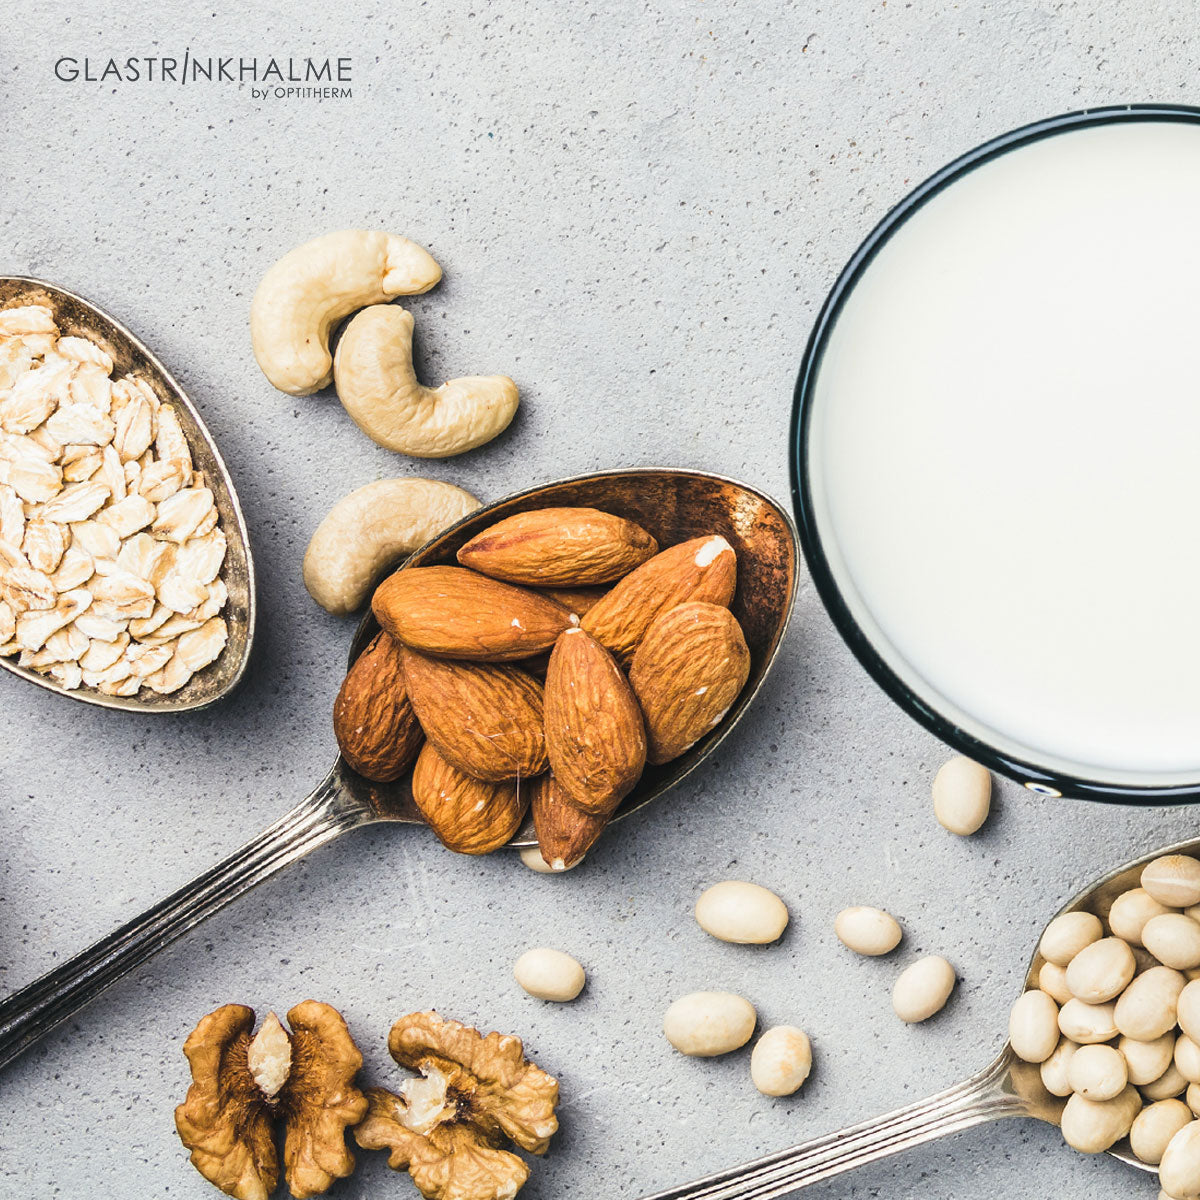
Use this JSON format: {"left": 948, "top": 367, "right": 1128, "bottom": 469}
{"left": 0, "top": 467, "right": 798, "bottom": 1071}
{"left": 638, "top": 838, "right": 1186, "bottom": 1200}
{"left": 0, "top": 277, "right": 256, "bottom": 712}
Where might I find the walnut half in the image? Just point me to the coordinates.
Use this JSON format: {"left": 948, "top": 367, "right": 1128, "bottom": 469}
{"left": 354, "top": 1011, "right": 560, "bottom": 1200}
{"left": 174, "top": 1001, "right": 368, "bottom": 1200}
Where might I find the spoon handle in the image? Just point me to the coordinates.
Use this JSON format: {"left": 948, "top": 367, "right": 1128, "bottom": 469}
{"left": 0, "top": 767, "right": 369, "bottom": 1072}
{"left": 639, "top": 1050, "right": 1024, "bottom": 1200}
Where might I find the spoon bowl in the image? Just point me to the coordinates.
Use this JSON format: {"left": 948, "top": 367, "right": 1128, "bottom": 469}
{"left": 0, "top": 276, "right": 256, "bottom": 713}
{"left": 344, "top": 466, "right": 800, "bottom": 843}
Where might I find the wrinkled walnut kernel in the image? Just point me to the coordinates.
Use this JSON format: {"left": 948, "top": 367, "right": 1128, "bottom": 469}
{"left": 354, "top": 1011, "right": 560, "bottom": 1200}
{"left": 175, "top": 1000, "right": 367, "bottom": 1200}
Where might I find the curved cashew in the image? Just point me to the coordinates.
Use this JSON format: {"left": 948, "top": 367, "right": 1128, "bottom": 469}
{"left": 250, "top": 231, "right": 442, "bottom": 396}
{"left": 303, "top": 478, "right": 480, "bottom": 615}
{"left": 333, "top": 305, "right": 519, "bottom": 458}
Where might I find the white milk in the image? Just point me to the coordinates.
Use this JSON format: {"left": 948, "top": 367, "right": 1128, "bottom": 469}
{"left": 807, "top": 120, "right": 1200, "bottom": 785}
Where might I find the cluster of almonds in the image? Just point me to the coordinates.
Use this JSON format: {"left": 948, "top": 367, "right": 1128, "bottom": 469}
{"left": 1008, "top": 853, "right": 1200, "bottom": 1196}
{"left": 175, "top": 1004, "right": 559, "bottom": 1200}
{"left": 0, "top": 303, "right": 228, "bottom": 696}
{"left": 333, "top": 506, "right": 751, "bottom": 869}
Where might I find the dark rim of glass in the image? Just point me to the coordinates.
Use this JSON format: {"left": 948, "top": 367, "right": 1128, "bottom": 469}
{"left": 790, "top": 103, "right": 1200, "bottom": 805}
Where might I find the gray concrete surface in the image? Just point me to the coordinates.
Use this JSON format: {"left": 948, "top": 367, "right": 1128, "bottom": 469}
{"left": 2, "top": 2, "right": 1198, "bottom": 1196}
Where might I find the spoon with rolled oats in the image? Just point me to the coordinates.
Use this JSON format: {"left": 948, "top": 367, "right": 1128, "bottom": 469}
{"left": 0, "top": 278, "right": 254, "bottom": 712}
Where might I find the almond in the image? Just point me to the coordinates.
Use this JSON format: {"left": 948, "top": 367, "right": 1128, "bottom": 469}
{"left": 629, "top": 602, "right": 750, "bottom": 764}
{"left": 373, "top": 565, "right": 573, "bottom": 662}
{"left": 581, "top": 535, "right": 736, "bottom": 663}
{"left": 531, "top": 772, "right": 608, "bottom": 871}
{"left": 544, "top": 627, "right": 646, "bottom": 815}
{"left": 401, "top": 648, "right": 548, "bottom": 782}
{"left": 411, "top": 742, "right": 528, "bottom": 854}
{"left": 539, "top": 585, "right": 610, "bottom": 617}
{"left": 457, "top": 507, "right": 657, "bottom": 586}
{"left": 333, "top": 632, "right": 423, "bottom": 782}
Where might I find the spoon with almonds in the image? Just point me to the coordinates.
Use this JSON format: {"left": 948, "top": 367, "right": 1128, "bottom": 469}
{"left": 0, "top": 467, "right": 798, "bottom": 1071}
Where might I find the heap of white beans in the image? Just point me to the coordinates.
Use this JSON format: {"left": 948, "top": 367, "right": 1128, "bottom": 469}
{"left": 1008, "top": 853, "right": 1200, "bottom": 1197}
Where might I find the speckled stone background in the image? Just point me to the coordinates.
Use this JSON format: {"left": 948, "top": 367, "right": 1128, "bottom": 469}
{"left": 2, "top": 2, "right": 1199, "bottom": 1197}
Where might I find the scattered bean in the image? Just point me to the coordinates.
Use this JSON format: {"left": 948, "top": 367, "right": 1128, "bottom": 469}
{"left": 1189, "top": 1083, "right": 1200, "bottom": 1117}
{"left": 1067, "top": 1043, "right": 1127, "bottom": 1101}
{"left": 1130, "top": 1099, "right": 1193, "bottom": 1166}
{"left": 694, "top": 881, "right": 789, "bottom": 945}
{"left": 1120, "top": 1033, "right": 1176, "bottom": 1087}
{"left": 892, "top": 956, "right": 956, "bottom": 1023}
{"left": 750, "top": 1026, "right": 812, "bottom": 1096}
{"left": 1058, "top": 998, "right": 1118, "bottom": 1044}
{"left": 513, "top": 948, "right": 586, "bottom": 1002}
{"left": 1143, "top": 855, "right": 1200, "bottom": 909}
{"left": 931, "top": 756, "right": 991, "bottom": 835}
{"left": 1114, "top": 966, "right": 1187, "bottom": 1041}
{"left": 1065, "top": 937, "right": 1136, "bottom": 1004}
{"left": 834, "top": 906, "right": 902, "bottom": 957}
{"left": 519, "top": 845, "right": 581, "bottom": 873}
{"left": 1039, "top": 911, "right": 1103, "bottom": 967}
{"left": 663, "top": 992, "right": 756, "bottom": 1057}
{"left": 1060, "top": 1085, "right": 1141, "bottom": 1153}
{"left": 1159, "top": 1118, "right": 1200, "bottom": 1198}
{"left": 1144, "top": 914, "right": 1200, "bottom": 971}
{"left": 1009, "top": 989, "right": 1059, "bottom": 1063}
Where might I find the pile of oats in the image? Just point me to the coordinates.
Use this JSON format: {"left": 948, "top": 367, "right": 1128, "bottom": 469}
{"left": 0, "top": 303, "right": 229, "bottom": 697}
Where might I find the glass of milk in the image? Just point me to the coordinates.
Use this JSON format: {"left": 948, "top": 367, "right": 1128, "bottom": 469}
{"left": 793, "top": 106, "right": 1200, "bottom": 802}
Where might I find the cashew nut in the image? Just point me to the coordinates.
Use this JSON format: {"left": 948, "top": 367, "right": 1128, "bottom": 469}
{"left": 303, "top": 478, "right": 480, "bottom": 615}
{"left": 333, "top": 304, "right": 519, "bottom": 457}
{"left": 251, "top": 231, "right": 442, "bottom": 396}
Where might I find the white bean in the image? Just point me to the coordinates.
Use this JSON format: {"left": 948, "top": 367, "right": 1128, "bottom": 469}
{"left": 513, "top": 948, "right": 586, "bottom": 1002}
{"left": 750, "top": 1026, "right": 812, "bottom": 1096}
{"left": 834, "top": 906, "right": 902, "bottom": 956}
{"left": 1180, "top": 980, "right": 1200, "bottom": 1043}
{"left": 1038, "top": 961, "right": 1073, "bottom": 1005}
{"left": 1178, "top": 1036, "right": 1200, "bottom": 1084}
{"left": 1190, "top": 1083, "right": 1200, "bottom": 1117}
{"left": 694, "top": 881, "right": 789, "bottom": 945}
{"left": 1067, "top": 1043, "right": 1128, "bottom": 1101}
{"left": 1143, "top": 856, "right": 1200, "bottom": 908}
{"left": 1039, "top": 911, "right": 1103, "bottom": 967}
{"left": 663, "top": 992, "right": 756, "bottom": 1057}
{"left": 1145, "top": 915, "right": 1200, "bottom": 971}
{"left": 1058, "top": 998, "right": 1119, "bottom": 1044}
{"left": 1121, "top": 1034, "right": 1177, "bottom": 1087}
{"left": 1143, "top": 1061, "right": 1190, "bottom": 1102}
{"left": 1130, "top": 1099, "right": 1193, "bottom": 1166}
{"left": 1159, "top": 1119, "right": 1200, "bottom": 1198}
{"left": 1115, "top": 965, "right": 1187, "bottom": 1041}
{"left": 892, "top": 956, "right": 956, "bottom": 1023}
{"left": 1109, "top": 888, "right": 1175, "bottom": 946}
{"left": 1066, "top": 937, "right": 1136, "bottom": 1003}
{"left": 1009, "top": 989, "right": 1060, "bottom": 1063}
{"left": 931, "top": 756, "right": 991, "bottom": 835}
{"left": 1041, "top": 1038, "right": 1080, "bottom": 1097}
{"left": 1060, "top": 1085, "right": 1142, "bottom": 1153}
{"left": 519, "top": 845, "right": 581, "bottom": 873}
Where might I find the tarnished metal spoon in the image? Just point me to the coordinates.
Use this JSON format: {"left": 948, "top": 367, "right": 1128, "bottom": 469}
{"left": 639, "top": 840, "right": 1186, "bottom": 1200}
{"left": 0, "top": 277, "right": 256, "bottom": 712}
{"left": 0, "top": 467, "right": 798, "bottom": 1070}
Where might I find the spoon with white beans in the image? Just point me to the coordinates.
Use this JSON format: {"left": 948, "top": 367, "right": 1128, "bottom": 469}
{"left": 641, "top": 842, "right": 1200, "bottom": 1200}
